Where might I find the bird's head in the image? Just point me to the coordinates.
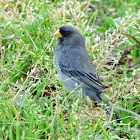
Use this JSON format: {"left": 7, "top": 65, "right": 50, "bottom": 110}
{"left": 54, "top": 26, "right": 85, "bottom": 46}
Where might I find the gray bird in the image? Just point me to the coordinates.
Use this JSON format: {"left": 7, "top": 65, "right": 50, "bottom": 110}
{"left": 54, "top": 25, "right": 105, "bottom": 104}
{"left": 54, "top": 25, "right": 139, "bottom": 119}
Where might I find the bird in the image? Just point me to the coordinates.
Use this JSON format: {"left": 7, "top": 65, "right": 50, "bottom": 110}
{"left": 54, "top": 25, "right": 139, "bottom": 119}
{"left": 54, "top": 25, "right": 106, "bottom": 103}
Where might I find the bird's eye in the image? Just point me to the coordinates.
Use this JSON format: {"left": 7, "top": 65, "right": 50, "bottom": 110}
{"left": 63, "top": 31, "right": 70, "bottom": 37}
{"left": 60, "top": 28, "right": 71, "bottom": 37}
{"left": 65, "top": 31, "right": 70, "bottom": 35}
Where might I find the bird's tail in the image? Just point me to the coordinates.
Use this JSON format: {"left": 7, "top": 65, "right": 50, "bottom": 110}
{"left": 98, "top": 93, "right": 120, "bottom": 120}
{"left": 100, "top": 93, "right": 140, "bottom": 119}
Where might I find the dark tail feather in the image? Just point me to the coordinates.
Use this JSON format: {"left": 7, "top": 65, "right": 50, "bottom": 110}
{"left": 103, "top": 105, "right": 120, "bottom": 122}
{"left": 95, "top": 93, "right": 120, "bottom": 121}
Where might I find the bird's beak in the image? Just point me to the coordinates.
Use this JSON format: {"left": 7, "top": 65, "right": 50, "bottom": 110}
{"left": 54, "top": 29, "right": 63, "bottom": 38}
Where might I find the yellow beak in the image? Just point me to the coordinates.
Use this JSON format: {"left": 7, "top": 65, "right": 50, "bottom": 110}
{"left": 54, "top": 29, "right": 63, "bottom": 38}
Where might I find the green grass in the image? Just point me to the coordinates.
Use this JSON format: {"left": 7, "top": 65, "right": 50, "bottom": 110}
{"left": 0, "top": 0, "right": 140, "bottom": 139}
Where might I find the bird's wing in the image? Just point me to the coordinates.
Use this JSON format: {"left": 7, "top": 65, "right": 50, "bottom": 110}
{"left": 60, "top": 64, "right": 105, "bottom": 93}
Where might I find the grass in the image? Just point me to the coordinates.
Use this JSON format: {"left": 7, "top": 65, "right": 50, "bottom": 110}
{"left": 0, "top": 0, "right": 140, "bottom": 139}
